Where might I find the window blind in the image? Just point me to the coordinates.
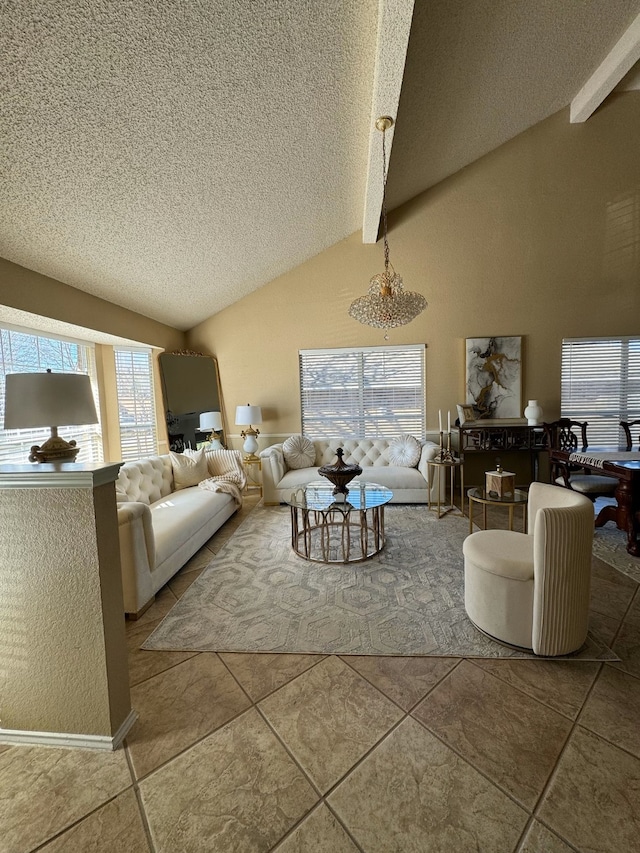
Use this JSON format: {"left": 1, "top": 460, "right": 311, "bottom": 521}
{"left": 114, "top": 347, "right": 157, "bottom": 461}
{"left": 561, "top": 336, "right": 640, "bottom": 446}
{"left": 299, "top": 345, "right": 426, "bottom": 438}
{"left": 0, "top": 325, "right": 103, "bottom": 464}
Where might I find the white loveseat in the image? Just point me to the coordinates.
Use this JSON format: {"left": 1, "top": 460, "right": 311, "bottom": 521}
{"left": 260, "top": 436, "right": 441, "bottom": 505}
{"left": 116, "top": 451, "right": 242, "bottom": 617}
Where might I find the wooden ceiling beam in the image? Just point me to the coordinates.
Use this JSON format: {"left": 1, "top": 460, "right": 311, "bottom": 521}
{"left": 570, "top": 10, "right": 640, "bottom": 123}
{"left": 362, "top": 0, "right": 415, "bottom": 244}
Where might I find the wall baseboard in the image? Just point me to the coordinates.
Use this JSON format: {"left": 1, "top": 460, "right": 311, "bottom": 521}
{"left": 0, "top": 709, "right": 138, "bottom": 751}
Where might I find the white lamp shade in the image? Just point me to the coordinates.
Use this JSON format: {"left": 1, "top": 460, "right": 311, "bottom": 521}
{"left": 4, "top": 372, "right": 98, "bottom": 429}
{"left": 235, "top": 405, "right": 262, "bottom": 426}
{"left": 199, "top": 411, "right": 223, "bottom": 431}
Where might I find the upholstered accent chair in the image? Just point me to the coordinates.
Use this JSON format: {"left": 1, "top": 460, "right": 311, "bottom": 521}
{"left": 543, "top": 418, "right": 617, "bottom": 500}
{"left": 463, "top": 482, "right": 594, "bottom": 656}
{"left": 621, "top": 420, "right": 640, "bottom": 451}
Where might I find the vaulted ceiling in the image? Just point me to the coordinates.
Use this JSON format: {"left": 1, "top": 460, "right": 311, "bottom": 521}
{"left": 2, "top": 0, "right": 639, "bottom": 331}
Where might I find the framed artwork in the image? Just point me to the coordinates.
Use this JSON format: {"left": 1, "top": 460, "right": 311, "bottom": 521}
{"left": 465, "top": 336, "right": 522, "bottom": 419}
{"left": 456, "top": 404, "right": 478, "bottom": 425}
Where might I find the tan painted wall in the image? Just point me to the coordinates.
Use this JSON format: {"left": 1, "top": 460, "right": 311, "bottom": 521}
{"left": 187, "top": 94, "right": 640, "bottom": 451}
{"left": 0, "top": 258, "right": 185, "bottom": 352}
{"left": 0, "top": 261, "right": 181, "bottom": 459}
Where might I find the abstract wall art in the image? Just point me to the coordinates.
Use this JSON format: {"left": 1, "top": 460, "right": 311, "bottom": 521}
{"left": 465, "top": 336, "right": 522, "bottom": 419}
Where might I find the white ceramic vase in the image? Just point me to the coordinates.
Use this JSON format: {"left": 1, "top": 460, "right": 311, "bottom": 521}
{"left": 524, "top": 399, "right": 543, "bottom": 425}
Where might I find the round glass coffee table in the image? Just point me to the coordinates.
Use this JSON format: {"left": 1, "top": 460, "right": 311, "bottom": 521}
{"left": 467, "top": 487, "right": 529, "bottom": 533}
{"left": 286, "top": 480, "right": 393, "bottom": 563}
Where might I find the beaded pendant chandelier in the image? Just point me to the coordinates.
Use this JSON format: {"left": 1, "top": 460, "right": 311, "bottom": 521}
{"left": 349, "top": 116, "right": 427, "bottom": 339}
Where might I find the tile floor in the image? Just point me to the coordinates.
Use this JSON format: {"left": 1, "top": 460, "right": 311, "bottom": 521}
{"left": 2, "top": 495, "right": 640, "bottom": 852}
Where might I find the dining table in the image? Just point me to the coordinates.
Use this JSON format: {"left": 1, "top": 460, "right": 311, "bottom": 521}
{"left": 548, "top": 448, "right": 640, "bottom": 556}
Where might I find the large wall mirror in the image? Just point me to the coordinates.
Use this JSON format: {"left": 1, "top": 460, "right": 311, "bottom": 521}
{"left": 159, "top": 351, "right": 225, "bottom": 452}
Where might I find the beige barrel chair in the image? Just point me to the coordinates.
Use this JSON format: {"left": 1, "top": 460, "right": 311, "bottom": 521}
{"left": 463, "top": 482, "right": 594, "bottom": 656}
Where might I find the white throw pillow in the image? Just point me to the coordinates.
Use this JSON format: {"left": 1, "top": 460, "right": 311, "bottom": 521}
{"left": 283, "top": 434, "right": 316, "bottom": 470}
{"left": 170, "top": 449, "right": 209, "bottom": 490}
{"left": 387, "top": 434, "right": 421, "bottom": 467}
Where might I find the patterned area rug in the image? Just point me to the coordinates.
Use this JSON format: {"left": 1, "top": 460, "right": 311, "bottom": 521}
{"left": 143, "top": 504, "right": 618, "bottom": 659}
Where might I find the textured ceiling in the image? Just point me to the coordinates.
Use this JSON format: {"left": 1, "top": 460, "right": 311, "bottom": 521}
{"left": 388, "top": 0, "right": 640, "bottom": 208}
{"left": 1, "top": 1, "right": 640, "bottom": 333}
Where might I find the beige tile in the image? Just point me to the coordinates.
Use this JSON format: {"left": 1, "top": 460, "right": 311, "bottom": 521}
{"left": 538, "top": 726, "right": 640, "bottom": 852}
{"left": 588, "top": 608, "right": 622, "bottom": 645}
{"left": 611, "top": 608, "right": 640, "bottom": 679}
{"left": 129, "top": 585, "right": 179, "bottom": 626}
{"left": 127, "top": 652, "right": 250, "bottom": 778}
{"left": 472, "top": 658, "right": 600, "bottom": 719}
{"left": 39, "top": 789, "right": 150, "bottom": 852}
{"left": 274, "top": 804, "right": 359, "bottom": 852}
{"left": 579, "top": 665, "right": 640, "bottom": 758}
{"left": 328, "top": 716, "right": 527, "bottom": 852}
{"left": 167, "top": 565, "right": 205, "bottom": 599}
{"left": 413, "top": 660, "right": 571, "bottom": 809}
{"left": 624, "top": 590, "right": 640, "bottom": 625}
{"left": 342, "top": 655, "right": 458, "bottom": 711}
{"left": 589, "top": 559, "right": 637, "bottom": 621}
{"left": 126, "top": 616, "right": 198, "bottom": 687}
{"left": 219, "top": 652, "right": 325, "bottom": 701}
{"left": 259, "top": 655, "right": 403, "bottom": 792}
{"left": 517, "top": 819, "right": 575, "bottom": 852}
{"left": 139, "top": 708, "right": 318, "bottom": 853}
{"left": 0, "top": 744, "right": 131, "bottom": 853}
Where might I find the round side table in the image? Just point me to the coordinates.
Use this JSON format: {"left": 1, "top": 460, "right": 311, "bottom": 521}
{"left": 467, "top": 487, "right": 528, "bottom": 533}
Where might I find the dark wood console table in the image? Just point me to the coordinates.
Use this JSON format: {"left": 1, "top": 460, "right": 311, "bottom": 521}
{"left": 456, "top": 420, "right": 546, "bottom": 482}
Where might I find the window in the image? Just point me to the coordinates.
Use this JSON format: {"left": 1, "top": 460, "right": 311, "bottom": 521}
{"left": 299, "top": 345, "right": 425, "bottom": 438}
{"left": 561, "top": 336, "right": 640, "bottom": 446}
{"left": 0, "top": 325, "right": 103, "bottom": 464}
{"left": 114, "top": 347, "right": 157, "bottom": 461}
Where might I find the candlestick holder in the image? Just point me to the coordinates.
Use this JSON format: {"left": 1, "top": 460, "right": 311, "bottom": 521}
{"left": 435, "top": 430, "right": 456, "bottom": 463}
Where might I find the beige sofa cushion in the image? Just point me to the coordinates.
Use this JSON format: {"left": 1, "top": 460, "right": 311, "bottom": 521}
{"left": 283, "top": 434, "right": 316, "bottom": 469}
{"left": 387, "top": 434, "right": 421, "bottom": 467}
{"left": 170, "top": 449, "right": 208, "bottom": 490}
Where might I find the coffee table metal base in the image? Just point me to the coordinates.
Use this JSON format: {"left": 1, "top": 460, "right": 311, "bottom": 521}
{"left": 290, "top": 504, "right": 386, "bottom": 563}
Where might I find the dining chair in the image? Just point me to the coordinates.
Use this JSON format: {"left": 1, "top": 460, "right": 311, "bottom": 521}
{"left": 543, "top": 419, "right": 617, "bottom": 500}
{"left": 621, "top": 420, "right": 640, "bottom": 451}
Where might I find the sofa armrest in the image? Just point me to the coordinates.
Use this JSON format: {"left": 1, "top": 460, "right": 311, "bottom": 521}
{"left": 418, "top": 441, "right": 446, "bottom": 501}
{"left": 259, "top": 444, "right": 286, "bottom": 504}
{"left": 117, "top": 501, "right": 156, "bottom": 614}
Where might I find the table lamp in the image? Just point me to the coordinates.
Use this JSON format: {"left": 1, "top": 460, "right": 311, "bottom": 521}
{"left": 199, "top": 411, "right": 224, "bottom": 450}
{"left": 235, "top": 404, "right": 262, "bottom": 462}
{"left": 3, "top": 370, "right": 99, "bottom": 463}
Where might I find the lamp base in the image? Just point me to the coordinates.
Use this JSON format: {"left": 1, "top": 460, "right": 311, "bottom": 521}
{"left": 241, "top": 426, "right": 260, "bottom": 464}
{"left": 29, "top": 432, "right": 80, "bottom": 463}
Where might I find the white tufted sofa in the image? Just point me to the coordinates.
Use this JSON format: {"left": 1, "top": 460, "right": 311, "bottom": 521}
{"left": 260, "top": 437, "right": 441, "bottom": 505}
{"left": 116, "top": 452, "right": 240, "bottom": 617}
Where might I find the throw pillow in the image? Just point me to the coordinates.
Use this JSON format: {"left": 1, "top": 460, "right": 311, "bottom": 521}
{"left": 387, "top": 434, "right": 421, "bottom": 467}
{"left": 170, "top": 449, "right": 209, "bottom": 490}
{"left": 282, "top": 434, "right": 316, "bottom": 470}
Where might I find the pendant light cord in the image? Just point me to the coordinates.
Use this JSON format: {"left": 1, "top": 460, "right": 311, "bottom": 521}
{"left": 381, "top": 127, "right": 390, "bottom": 274}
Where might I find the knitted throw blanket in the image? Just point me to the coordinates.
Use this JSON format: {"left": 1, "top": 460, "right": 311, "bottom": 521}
{"left": 199, "top": 449, "right": 247, "bottom": 506}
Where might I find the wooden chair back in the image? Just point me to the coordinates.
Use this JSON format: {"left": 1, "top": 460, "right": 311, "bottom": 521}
{"left": 542, "top": 419, "right": 589, "bottom": 453}
{"left": 621, "top": 420, "right": 640, "bottom": 451}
